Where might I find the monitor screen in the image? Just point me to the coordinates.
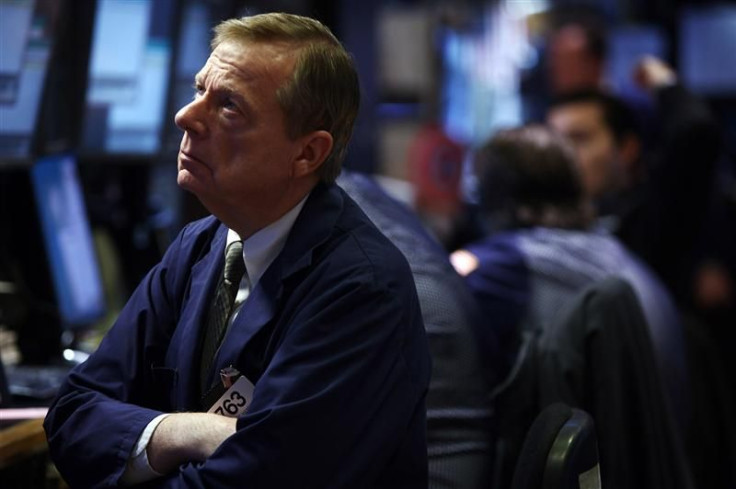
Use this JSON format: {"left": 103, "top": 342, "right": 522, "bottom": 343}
{"left": 0, "top": 0, "right": 61, "bottom": 163}
{"left": 439, "top": 6, "right": 528, "bottom": 146}
{"left": 680, "top": 5, "right": 736, "bottom": 96}
{"left": 80, "top": 0, "right": 176, "bottom": 156}
{"left": 31, "top": 154, "right": 106, "bottom": 328}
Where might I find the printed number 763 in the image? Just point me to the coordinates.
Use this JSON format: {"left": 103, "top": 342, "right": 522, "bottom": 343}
{"left": 215, "top": 391, "right": 247, "bottom": 416}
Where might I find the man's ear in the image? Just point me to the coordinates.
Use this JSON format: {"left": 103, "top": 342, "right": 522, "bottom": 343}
{"left": 292, "top": 130, "right": 334, "bottom": 178}
{"left": 619, "top": 133, "right": 641, "bottom": 170}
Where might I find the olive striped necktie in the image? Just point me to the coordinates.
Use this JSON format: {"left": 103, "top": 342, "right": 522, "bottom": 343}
{"left": 199, "top": 240, "right": 246, "bottom": 391}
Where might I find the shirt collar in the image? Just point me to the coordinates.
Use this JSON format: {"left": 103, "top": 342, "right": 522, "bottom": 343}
{"left": 226, "top": 193, "right": 309, "bottom": 289}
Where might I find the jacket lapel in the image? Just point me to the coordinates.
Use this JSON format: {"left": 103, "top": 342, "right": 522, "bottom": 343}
{"left": 211, "top": 262, "right": 280, "bottom": 378}
{"left": 191, "top": 184, "right": 349, "bottom": 399}
{"left": 167, "top": 225, "right": 227, "bottom": 409}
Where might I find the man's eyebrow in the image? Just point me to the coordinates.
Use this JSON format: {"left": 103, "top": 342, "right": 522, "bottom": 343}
{"left": 190, "top": 69, "right": 253, "bottom": 111}
{"left": 223, "top": 87, "right": 248, "bottom": 106}
{"left": 217, "top": 84, "right": 252, "bottom": 111}
{"left": 192, "top": 75, "right": 242, "bottom": 97}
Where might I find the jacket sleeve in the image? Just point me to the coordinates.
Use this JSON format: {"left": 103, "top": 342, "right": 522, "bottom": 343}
{"left": 43, "top": 224, "right": 197, "bottom": 489}
{"left": 140, "top": 259, "right": 430, "bottom": 489}
{"left": 463, "top": 236, "right": 529, "bottom": 386}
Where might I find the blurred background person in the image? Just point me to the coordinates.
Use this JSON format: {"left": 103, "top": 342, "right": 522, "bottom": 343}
{"left": 338, "top": 171, "right": 495, "bottom": 489}
{"left": 407, "top": 121, "right": 468, "bottom": 249}
{"left": 546, "top": 56, "right": 721, "bottom": 306}
{"left": 451, "top": 125, "right": 690, "bottom": 487}
{"left": 545, "top": 10, "right": 608, "bottom": 96}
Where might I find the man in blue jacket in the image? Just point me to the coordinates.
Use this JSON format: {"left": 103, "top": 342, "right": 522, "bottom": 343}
{"left": 451, "top": 125, "right": 687, "bottom": 488}
{"left": 44, "top": 13, "right": 430, "bottom": 488}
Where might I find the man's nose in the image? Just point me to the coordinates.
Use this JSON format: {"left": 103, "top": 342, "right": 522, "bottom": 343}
{"left": 175, "top": 98, "right": 207, "bottom": 137}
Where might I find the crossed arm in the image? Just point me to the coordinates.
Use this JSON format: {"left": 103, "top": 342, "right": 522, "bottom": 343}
{"left": 146, "top": 413, "right": 237, "bottom": 475}
{"left": 44, "top": 247, "right": 428, "bottom": 489}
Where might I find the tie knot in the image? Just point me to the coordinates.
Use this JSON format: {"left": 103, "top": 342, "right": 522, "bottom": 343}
{"left": 224, "top": 240, "right": 246, "bottom": 287}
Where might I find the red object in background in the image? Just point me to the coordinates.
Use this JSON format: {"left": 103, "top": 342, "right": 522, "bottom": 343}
{"left": 408, "top": 123, "right": 465, "bottom": 216}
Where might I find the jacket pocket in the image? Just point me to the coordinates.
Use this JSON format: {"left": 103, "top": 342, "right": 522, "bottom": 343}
{"left": 149, "top": 364, "right": 178, "bottom": 411}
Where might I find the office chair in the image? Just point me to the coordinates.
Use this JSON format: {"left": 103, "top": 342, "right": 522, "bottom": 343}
{"left": 510, "top": 402, "right": 600, "bottom": 489}
{"left": 536, "top": 278, "right": 694, "bottom": 489}
{"left": 494, "top": 278, "right": 695, "bottom": 489}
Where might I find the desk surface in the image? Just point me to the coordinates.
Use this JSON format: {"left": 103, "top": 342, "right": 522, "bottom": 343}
{"left": 0, "top": 417, "right": 47, "bottom": 470}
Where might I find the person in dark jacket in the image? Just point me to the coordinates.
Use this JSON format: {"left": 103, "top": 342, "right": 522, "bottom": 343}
{"left": 451, "top": 125, "right": 688, "bottom": 488}
{"left": 44, "top": 13, "right": 431, "bottom": 489}
{"left": 338, "top": 171, "right": 496, "bottom": 489}
{"left": 546, "top": 56, "right": 721, "bottom": 301}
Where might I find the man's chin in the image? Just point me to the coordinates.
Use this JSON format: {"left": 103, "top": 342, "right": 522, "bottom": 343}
{"left": 177, "top": 170, "right": 202, "bottom": 194}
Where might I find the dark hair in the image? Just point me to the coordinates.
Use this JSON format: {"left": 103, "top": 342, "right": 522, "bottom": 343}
{"left": 548, "top": 89, "right": 640, "bottom": 144}
{"left": 474, "top": 125, "right": 591, "bottom": 230}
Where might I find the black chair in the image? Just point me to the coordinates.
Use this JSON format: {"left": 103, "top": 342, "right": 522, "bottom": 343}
{"left": 493, "top": 278, "right": 695, "bottom": 489}
{"left": 511, "top": 402, "right": 600, "bottom": 489}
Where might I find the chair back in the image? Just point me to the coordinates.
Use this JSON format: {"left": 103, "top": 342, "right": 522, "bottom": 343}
{"left": 511, "top": 402, "right": 600, "bottom": 489}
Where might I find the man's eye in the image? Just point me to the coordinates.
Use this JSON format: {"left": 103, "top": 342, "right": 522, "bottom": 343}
{"left": 192, "top": 83, "right": 205, "bottom": 98}
{"left": 222, "top": 98, "right": 241, "bottom": 114}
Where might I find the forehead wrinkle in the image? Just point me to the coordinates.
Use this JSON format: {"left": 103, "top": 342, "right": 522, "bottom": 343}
{"left": 196, "top": 57, "right": 253, "bottom": 92}
{"left": 209, "top": 49, "right": 258, "bottom": 82}
{"left": 216, "top": 43, "right": 295, "bottom": 81}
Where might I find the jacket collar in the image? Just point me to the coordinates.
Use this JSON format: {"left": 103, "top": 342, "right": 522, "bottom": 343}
{"left": 202, "top": 182, "right": 346, "bottom": 391}
{"left": 269, "top": 182, "right": 345, "bottom": 283}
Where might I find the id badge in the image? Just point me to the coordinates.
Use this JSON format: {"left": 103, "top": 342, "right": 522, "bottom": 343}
{"left": 207, "top": 375, "right": 255, "bottom": 417}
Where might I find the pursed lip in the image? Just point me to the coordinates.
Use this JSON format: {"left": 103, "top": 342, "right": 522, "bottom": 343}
{"left": 179, "top": 150, "right": 209, "bottom": 170}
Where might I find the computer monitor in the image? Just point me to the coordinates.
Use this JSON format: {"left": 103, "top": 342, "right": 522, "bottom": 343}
{"left": 679, "top": 5, "right": 736, "bottom": 96}
{"left": 80, "top": 0, "right": 176, "bottom": 157}
{"left": 0, "top": 0, "right": 62, "bottom": 164}
{"left": 30, "top": 153, "right": 106, "bottom": 329}
{"left": 439, "top": 9, "right": 526, "bottom": 147}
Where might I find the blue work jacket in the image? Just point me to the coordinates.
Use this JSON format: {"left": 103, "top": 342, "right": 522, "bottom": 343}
{"left": 44, "top": 183, "right": 431, "bottom": 488}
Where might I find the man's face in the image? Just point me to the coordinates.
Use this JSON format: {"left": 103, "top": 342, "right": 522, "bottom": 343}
{"left": 175, "top": 40, "right": 302, "bottom": 233}
{"left": 547, "top": 26, "right": 603, "bottom": 94}
{"left": 547, "top": 101, "right": 623, "bottom": 199}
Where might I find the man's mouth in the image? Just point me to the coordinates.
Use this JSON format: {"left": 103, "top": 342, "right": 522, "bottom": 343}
{"left": 179, "top": 150, "right": 207, "bottom": 168}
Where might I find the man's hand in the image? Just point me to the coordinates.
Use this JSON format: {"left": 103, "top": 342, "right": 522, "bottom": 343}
{"left": 147, "top": 413, "right": 238, "bottom": 474}
{"left": 633, "top": 55, "right": 678, "bottom": 91}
